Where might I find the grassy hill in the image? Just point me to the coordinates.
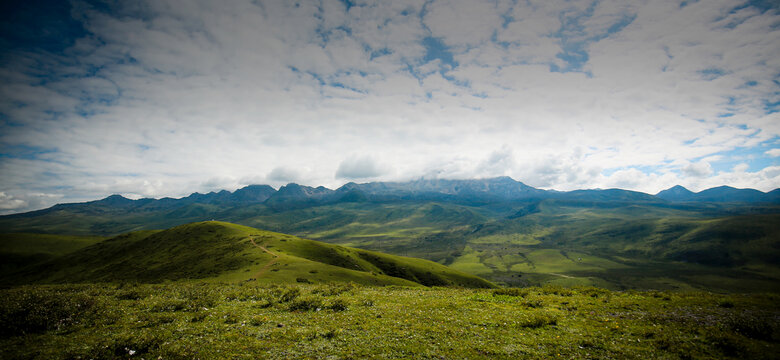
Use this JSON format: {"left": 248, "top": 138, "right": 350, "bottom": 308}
{"left": 3, "top": 221, "right": 494, "bottom": 288}
{"left": 0, "top": 233, "right": 106, "bottom": 277}
{"left": 2, "top": 197, "right": 779, "bottom": 292}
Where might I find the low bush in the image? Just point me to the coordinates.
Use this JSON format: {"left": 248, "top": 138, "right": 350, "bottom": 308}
{"left": 492, "top": 288, "right": 529, "bottom": 297}
{"left": 517, "top": 312, "right": 559, "bottom": 328}
{"left": 288, "top": 296, "right": 323, "bottom": 311}
{"left": 0, "top": 287, "right": 99, "bottom": 338}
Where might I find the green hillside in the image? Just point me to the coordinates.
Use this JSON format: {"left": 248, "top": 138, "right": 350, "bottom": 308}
{"left": 244, "top": 201, "right": 779, "bottom": 292}
{"left": 2, "top": 199, "right": 779, "bottom": 292}
{"left": 4, "top": 221, "right": 494, "bottom": 288}
{"left": 0, "top": 233, "right": 106, "bottom": 277}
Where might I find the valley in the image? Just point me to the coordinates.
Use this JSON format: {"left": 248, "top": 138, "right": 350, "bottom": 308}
{"left": 2, "top": 177, "right": 779, "bottom": 292}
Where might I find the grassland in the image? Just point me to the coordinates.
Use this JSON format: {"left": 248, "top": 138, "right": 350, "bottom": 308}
{"left": 2, "top": 199, "right": 779, "bottom": 292}
{"left": 3, "top": 221, "right": 493, "bottom": 289}
{"left": 0, "top": 233, "right": 106, "bottom": 277}
{"left": 1, "top": 283, "right": 777, "bottom": 359}
{"left": 290, "top": 203, "right": 780, "bottom": 292}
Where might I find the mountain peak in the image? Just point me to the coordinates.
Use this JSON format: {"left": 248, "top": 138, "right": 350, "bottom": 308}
{"left": 656, "top": 185, "right": 695, "bottom": 202}
{"left": 231, "top": 184, "right": 276, "bottom": 202}
{"left": 96, "top": 194, "right": 133, "bottom": 204}
{"left": 658, "top": 185, "right": 693, "bottom": 194}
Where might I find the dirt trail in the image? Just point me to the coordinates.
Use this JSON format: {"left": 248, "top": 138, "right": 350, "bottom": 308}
{"left": 249, "top": 237, "right": 279, "bottom": 278}
{"left": 548, "top": 273, "right": 574, "bottom": 279}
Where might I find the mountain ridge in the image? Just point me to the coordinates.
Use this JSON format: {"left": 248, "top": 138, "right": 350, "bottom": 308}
{"left": 8, "top": 177, "right": 779, "bottom": 218}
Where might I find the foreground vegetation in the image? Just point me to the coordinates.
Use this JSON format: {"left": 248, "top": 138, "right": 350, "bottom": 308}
{"left": 2, "top": 283, "right": 778, "bottom": 359}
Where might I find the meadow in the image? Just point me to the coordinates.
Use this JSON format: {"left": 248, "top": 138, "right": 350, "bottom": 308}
{"left": 2, "top": 190, "right": 779, "bottom": 292}
{"left": 1, "top": 282, "right": 777, "bottom": 359}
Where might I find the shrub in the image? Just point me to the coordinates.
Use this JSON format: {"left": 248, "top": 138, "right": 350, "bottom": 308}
{"left": 327, "top": 299, "right": 349, "bottom": 311}
{"left": 0, "top": 287, "right": 98, "bottom": 338}
{"left": 718, "top": 300, "right": 735, "bottom": 308}
{"left": 288, "top": 296, "right": 323, "bottom": 312}
{"left": 521, "top": 299, "right": 545, "bottom": 308}
{"left": 727, "top": 313, "right": 776, "bottom": 341}
{"left": 492, "top": 288, "right": 529, "bottom": 297}
{"left": 539, "top": 285, "right": 574, "bottom": 296}
{"left": 517, "top": 312, "right": 558, "bottom": 328}
{"left": 576, "top": 286, "right": 611, "bottom": 298}
{"left": 116, "top": 288, "right": 148, "bottom": 301}
{"left": 270, "top": 286, "right": 300, "bottom": 303}
{"left": 708, "top": 333, "right": 747, "bottom": 357}
{"left": 312, "top": 283, "right": 355, "bottom": 296}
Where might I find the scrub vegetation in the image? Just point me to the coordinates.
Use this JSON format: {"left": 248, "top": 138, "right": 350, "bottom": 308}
{"left": 1, "top": 283, "right": 777, "bottom": 359}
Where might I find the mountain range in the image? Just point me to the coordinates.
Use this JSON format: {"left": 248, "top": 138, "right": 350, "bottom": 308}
{"left": 10, "top": 177, "right": 779, "bottom": 218}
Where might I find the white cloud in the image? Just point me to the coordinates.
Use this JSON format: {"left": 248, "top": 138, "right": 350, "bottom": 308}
{"left": 335, "top": 155, "right": 386, "bottom": 180}
{"left": 0, "top": 0, "right": 778, "bottom": 213}
{"left": 766, "top": 148, "right": 780, "bottom": 157}
{"left": 267, "top": 167, "right": 300, "bottom": 183}
{"left": 682, "top": 161, "right": 714, "bottom": 178}
{"left": 424, "top": 0, "right": 502, "bottom": 49}
{"left": 0, "top": 192, "right": 27, "bottom": 211}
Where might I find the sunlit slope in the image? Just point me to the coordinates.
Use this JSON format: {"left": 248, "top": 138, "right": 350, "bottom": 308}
{"left": 455, "top": 206, "right": 780, "bottom": 291}
{"left": 5, "top": 222, "right": 494, "bottom": 288}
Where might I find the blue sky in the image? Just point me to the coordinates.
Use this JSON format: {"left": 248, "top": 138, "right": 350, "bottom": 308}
{"left": 0, "top": 0, "right": 779, "bottom": 214}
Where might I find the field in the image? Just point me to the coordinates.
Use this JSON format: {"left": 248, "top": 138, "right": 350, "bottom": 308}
{"left": 1, "top": 283, "right": 778, "bottom": 359}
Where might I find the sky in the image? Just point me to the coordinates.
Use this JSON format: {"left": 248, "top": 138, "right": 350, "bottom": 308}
{"left": 0, "top": 0, "right": 779, "bottom": 214}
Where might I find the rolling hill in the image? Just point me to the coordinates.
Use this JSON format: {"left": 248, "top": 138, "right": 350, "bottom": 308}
{"left": 1, "top": 177, "right": 779, "bottom": 292}
{"left": 3, "top": 221, "right": 494, "bottom": 288}
{"left": 0, "top": 233, "right": 106, "bottom": 277}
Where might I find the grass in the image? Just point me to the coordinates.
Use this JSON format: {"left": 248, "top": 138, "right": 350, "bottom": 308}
{"left": 0, "top": 233, "right": 106, "bottom": 255}
{"left": 0, "top": 233, "right": 106, "bottom": 277}
{"left": 0, "top": 283, "right": 777, "bottom": 359}
{"left": 4, "top": 221, "right": 494, "bottom": 289}
{"left": 2, "top": 199, "right": 779, "bottom": 292}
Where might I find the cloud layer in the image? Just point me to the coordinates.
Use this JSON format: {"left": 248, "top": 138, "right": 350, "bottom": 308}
{"left": 0, "top": 0, "right": 778, "bottom": 213}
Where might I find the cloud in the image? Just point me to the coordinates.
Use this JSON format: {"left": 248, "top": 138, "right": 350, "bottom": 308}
{"left": 0, "top": 192, "right": 27, "bottom": 211}
{"left": 424, "top": 0, "right": 502, "bottom": 49}
{"left": 335, "top": 155, "right": 385, "bottom": 179}
{"left": 267, "top": 167, "right": 300, "bottom": 183}
{"left": 0, "top": 191, "right": 63, "bottom": 215}
{"left": 766, "top": 148, "right": 780, "bottom": 157}
{"left": 682, "top": 161, "right": 714, "bottom": 178}
{"left": 0, "top": 0, "right": 778, "bottom": 213}
{"left": 475, "top": 146, "right": 515, "bottom": 177}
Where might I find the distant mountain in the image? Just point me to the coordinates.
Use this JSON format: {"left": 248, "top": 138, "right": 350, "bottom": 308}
{"left": 694, "top": 186, "right": 767, "bottom": 202}
{"left": 657, "top": 185, "right": 774, "bottom": 203}
{"left": 230, "top": 184, "right": 276, "bottom": 203}
{"left": 352, "top": 176, "right": 546, "bottom": 201}
{"left": 556, "top": 188, "right": 662, "bottom": 203}
{"left": 1, "top": 177, "right": 778, "bottom": 234}
{"left": 656, "top": 185, "right": 696, "bottom": 202}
